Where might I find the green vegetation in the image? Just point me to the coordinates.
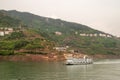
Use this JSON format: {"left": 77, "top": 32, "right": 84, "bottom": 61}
{"left": 0, "top": 38, "right": 52, "bottom": 55}
{"left": 5, "top": 31, "right": 25, "bottom": 40}
{"left": 0, "top": 50, "right": 14, "bottom": 55}
{"left": 0, "top": 10, "right": 120, "bottom": 56}
{"left": 0, "top": 11, "right": 21, "bottom": 28}
{"left": 78, "top": 37, "right": 120, "bottom": 55}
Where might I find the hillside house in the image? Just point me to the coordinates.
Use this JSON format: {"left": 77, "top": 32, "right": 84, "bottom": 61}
{"left": 0, "top": 31, "right": 4, "bottom": 36}
{"left": 75, "top": 31, "right": 78, "bottom": 34}
{"left": 106, "top": 35, "right": 112, "bottom": 38}
{"left": 8, "top": 28, "right": 13, "bottom": 31}
{"left": 79, "top": 33, "right": 113, "bottom": 38}
{"left": 89, "top": 34, "right": 94, "bottom": 37}
{"left": 99, "top": 33, "right": 106, "bottom": 37}
{"left": 93, "top": 34, "right": 97, "bottom": 37}
{"left": 4, "top": 31, "right": 10, "bottom": 34}
{"left": 80, "top": 33, "right": 87, "bottom": 36}
{"left": 55, "top": 31, "right": 62, "bottom": 35}
{"left": 0, "top": 27, "right": 14, "bottom": 36}
{"left": 53, "top": 46, "right": 68, "bottom": 51}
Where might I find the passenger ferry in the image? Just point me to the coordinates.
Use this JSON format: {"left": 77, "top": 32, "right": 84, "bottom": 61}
{"left": 65, "top": 55, "right": 93, "bottom": 65}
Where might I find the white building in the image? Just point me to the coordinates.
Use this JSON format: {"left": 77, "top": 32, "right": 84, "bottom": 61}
{"left": 99, "top": 33, "right": 106, "bottom": 37}
{"left": 93, "top": 34, "right": 97, "bottom": 37}
{"left": 106, "top": 35, "right": 112, "bottom": 38}
{"left": 89, "top": 34, "right": 94, "bottom": 37}
{"left": 80, "top": 33, "right": 87, "bottom": 36}
{"left": 8, "top": 28, "right": 13, "bottom": 31}
{"left": 75, "top": 31, "right": 78, "bottom": 34}
{"left": 55, "top": 31, "right": 62, "bottom": 35}
{"left": 53, "top": 46, "right": 68, "bottom": 51}
{"left": 4, "top": 31, "right": 10, "bottom": 34}
{"left": 0, "top": 31, "right": 4, "bottom": 36}
{"left": 0, "top": 27, "right": 14, "bottom": 36}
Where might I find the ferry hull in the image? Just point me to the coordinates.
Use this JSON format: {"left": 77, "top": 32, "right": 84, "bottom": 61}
{"left": 65, "top": 58, "right": 93, "bottom": 65}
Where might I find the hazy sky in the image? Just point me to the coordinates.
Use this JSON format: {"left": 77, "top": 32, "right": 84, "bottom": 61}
{"left": 0, "top": 0, "right": 120, "bottom": 36}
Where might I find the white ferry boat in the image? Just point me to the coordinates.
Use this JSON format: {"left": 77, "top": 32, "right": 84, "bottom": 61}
{"left": 65, "top": 55, "right": 93, "bottom": 65}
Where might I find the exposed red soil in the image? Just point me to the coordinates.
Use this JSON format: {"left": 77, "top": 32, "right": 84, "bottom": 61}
{"left": 0, "top": 54, "right": 65, "bottom": 62}
{"left": 0, "top": 54, "right": 120, "bottom": 62}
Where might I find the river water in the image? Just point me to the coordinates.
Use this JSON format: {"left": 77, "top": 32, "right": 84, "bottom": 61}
{"left": 0, "top": 59, "right": 120, "bottom": 80}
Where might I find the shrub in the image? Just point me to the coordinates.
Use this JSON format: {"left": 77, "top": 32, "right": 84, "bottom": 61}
{"left": 0, "top": 50, "right": 14, "bottom": 55}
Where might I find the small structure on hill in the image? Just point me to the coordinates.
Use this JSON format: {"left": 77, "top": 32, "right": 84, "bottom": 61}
{"left": 53, "top": 46, "right": 69, "bottom": 52}
{"left": 0, "top": 27, "right": 14, "bottom": 36}
{"left": 55, "top": 31, "right": 62, "bottom": 35}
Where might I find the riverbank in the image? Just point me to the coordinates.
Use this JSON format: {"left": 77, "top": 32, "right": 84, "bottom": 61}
{"left": 0, "top": 53, "right": 120, "bottom": 62}
{"left": 92, "top": 54, "right": 120, "bottom": 59}
{"left": 0, "top": 54, "right": 65, "bottom": 62}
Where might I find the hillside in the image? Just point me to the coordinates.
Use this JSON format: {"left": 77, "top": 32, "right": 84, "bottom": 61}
{"left": 0, "top": 10, "right": 106, "bottom": 43}
{"left": 0, "top": 12, "right": 55, "bottom": 55}
{"left": 0, "top": 10, "right": 120, "bottom": 56}
{"left": 0, "top": 11, "right": 21, "bottom": 28}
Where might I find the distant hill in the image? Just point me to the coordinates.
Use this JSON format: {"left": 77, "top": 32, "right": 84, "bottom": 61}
{"left": 0, "top": 10, "right": 105, "bottom": 33}
{"left": 0, "top": 10, "right": 120, "bottom": 55}
{"left": 0, "top": 10, "right": 105, "bottom": 40}
{"left": 0, "top": 11, "right": 21, "bottom": 28}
